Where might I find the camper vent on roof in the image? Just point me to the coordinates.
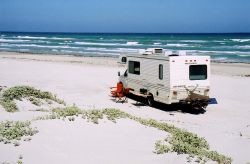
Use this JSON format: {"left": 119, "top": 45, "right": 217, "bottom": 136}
{"left": 141, "top": 48, "right": 164, "bottom": 55}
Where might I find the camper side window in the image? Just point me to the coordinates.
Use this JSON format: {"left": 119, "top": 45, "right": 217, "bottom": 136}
{"left": 121, "top": 57, "right": 127, "bottom": 63}
{"left": 189, "top": 65, "right": 207, "bottom": 80}
{"left": 128, "top": 61, "right": 140, "bottom": 75}
{"left": 159, "top": 64, "right": 163, "bottom": 80}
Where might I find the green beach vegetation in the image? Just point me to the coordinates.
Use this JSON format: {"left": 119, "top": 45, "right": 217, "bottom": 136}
{"left": 0, "top": 86, "right": 65, "bottom": 112}
{"left": 0, "top": 121, "right": 38, "bottom": 146}
{"left": 36, "top": 106, "right": 232, "bottom": 163}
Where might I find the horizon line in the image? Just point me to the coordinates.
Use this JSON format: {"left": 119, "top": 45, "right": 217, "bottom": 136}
{"left": 1, "top": 31, "right": 250, "bottom": 35}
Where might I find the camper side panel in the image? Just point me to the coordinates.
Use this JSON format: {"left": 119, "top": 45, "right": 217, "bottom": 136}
{"left": 126, "top": 56, "right": 171, "bottom": 104}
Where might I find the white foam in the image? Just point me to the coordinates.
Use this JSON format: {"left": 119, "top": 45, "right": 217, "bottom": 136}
{"left": 153, "top": 43, "right": 161, "bottom": 45}
{"left": 181, "top": 40, "right": 207, "bottom": 43}
{"left": 0, "top": 39, "right": 31, "bottom": 43}
{"left": 236, "top": 45, "right": 250, "bottom": 49}
{"left": 19, "top": 49, "right": 30, "bottom": 51}
{"left": 118, "top": 48, "right": 138, "bottom": 52}
{"left": 58, "top": 50, "right": 119, "bottom": 56}
{"left": 35, "top": 40, "right": 51, "bottom": 44}
{"left": 50, "top": 37, "right": 75, "bottom": 40}
{"left": 60, "top": 50, "right": 76, "bottom": 53}
{"left": 75, "top": 41, "right": 142, "bottom": 46}
{"left": 238, "top": 54, "right": 250, "bottom": 57}
{"left": 198, "top": 50, "right": 250, "bottom": 55}
{"left": 126, "top": 42, "right": 141, "bottom": 46}
{"left": 230, "top": 39, "right": 250, "bottom": 42}
{"left": 213, "top": 40, "right": 226, "bottom": 43}
{"left": 16, "top": 36, "right": 75, "bottom": 40}
{"left": 1, "top": 43, "right": 87, "bottom": 50}
{"left": 165, "top": 43, "right": 190, "bottom": 47}
{"left": 213, "top": 57, "right": 228, "bottom": 61}
{"left": 87, "top": 51, "right": 119, "bottom": 56}
{"left": 75, "top": 42, "right": 119, "bottom": 46}
{"left": 17, "top": 36, "right": 47, "bottom": 39}
{"left": 84, "top": 47, "right": 137, "bottom": 53}
{"left": 1, "top": 43, "right": 74, "bottom": 49}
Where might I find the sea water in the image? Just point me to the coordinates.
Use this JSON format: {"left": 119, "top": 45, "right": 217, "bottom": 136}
{"left": 0, "top": 32, "right": 250, "bottom": 63}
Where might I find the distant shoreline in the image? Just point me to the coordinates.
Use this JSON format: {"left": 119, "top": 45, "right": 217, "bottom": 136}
{"left": 1, "top": 51, "right": 250, "bottom": 78}
{"left": 0, "top": 50, "right": 250, "bottom": 64}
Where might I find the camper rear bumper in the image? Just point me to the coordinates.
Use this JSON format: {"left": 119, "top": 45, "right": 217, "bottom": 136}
{"left": 178, "top": 92, "right": 210, "bottom": 109}
{"left": 170, "top": 88, "right": 209, "bottom": 100}
{"left": 170, "top": 88, "right": 210, "bottom": 109}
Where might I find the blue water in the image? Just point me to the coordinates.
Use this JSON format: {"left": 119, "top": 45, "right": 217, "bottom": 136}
{"left": 0, "top": 32, "right": 250, "bottom": 63}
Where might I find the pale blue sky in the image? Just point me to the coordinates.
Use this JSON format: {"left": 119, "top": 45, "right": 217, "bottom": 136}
{"left": 0, "top": 0, "right": 249, "bottom": 33}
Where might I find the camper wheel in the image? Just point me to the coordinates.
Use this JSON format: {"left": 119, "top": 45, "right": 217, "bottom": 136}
{"left": 147, "top": 95, "right": 154, "bottom": 107}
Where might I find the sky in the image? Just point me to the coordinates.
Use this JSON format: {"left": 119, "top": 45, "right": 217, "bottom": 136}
{"left": 0, "top": 0, "right": 250, "bottom": 33}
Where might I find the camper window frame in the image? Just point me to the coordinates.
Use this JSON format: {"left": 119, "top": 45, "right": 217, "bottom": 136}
{"left": 128, "top": 61, "right": 140, "bottom": 75}
{"left": 159, "top": 64, "right": 163, "bottom": 80}
{"left": 189, "top": 65, "right": 207, "bottom": 80}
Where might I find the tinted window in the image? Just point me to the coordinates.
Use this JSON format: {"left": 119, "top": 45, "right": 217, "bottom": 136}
{"left": 189, "top": 65, "right": 207, "bottom": 80}
{"left": 129, "top": 61, "right": 140, "bottom": 75}
{"left": 159, "top": 64, "right": 163, "bottom": 80}
{"left": 121, "top": 57, "right": 127, "bottom": 63}
{"left": 155, "top": 49, "right": 163, "bottom": 53}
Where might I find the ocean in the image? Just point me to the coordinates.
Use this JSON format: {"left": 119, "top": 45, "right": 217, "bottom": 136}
{"left": 0, "top": 32, "right": 250, "bottom": 63}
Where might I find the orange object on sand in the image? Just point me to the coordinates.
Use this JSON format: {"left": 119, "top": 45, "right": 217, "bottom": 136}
{"left": 110, "top": 82, "right": 129, "bottom": 103}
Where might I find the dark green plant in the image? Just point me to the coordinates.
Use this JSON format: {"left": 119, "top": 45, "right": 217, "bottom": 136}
{"left": 154, "top": 140, "right": 171, "bottom": 154}
{"left": 0, "top": 120, "right": 38, "bottom": 145}
{"left": 17, "top": 160, "right": 23, "bottom": 164}
{"left": 52, "top": 106, "right": 82, "bottom": 117}
{"left": 0, "top": 86, "right": 65, "bottom": 112}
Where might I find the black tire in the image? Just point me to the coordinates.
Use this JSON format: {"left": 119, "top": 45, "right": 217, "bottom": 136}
{"left": 147, "top": 96, "right": 154, "bottom": 107}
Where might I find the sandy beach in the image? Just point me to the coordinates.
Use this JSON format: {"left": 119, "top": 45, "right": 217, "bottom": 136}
{"left": 1, "top": 52, "right": 250, "bottom": 164}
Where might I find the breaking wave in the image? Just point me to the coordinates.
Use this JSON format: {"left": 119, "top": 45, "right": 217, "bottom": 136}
{"left": 75, "top": 42, "right": 119, "bottom": 46}
{"left": 0, "top": 39, "right": 31, "bottom": 43}
{"left": 165, "top": 43, "right": 191, "bottom": 47}
{"left": 15, "top": 36, "right": 75, "bottom": 40}
{"left": 230, "top": 39, "right": 250, "bottom": 42}
{"left": 126, "top": 42, "right": 141, "bottom": 45}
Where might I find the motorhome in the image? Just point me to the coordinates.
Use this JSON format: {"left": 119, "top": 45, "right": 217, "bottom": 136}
{"left": 118, "top": 48, "right": 210, "bottom": 109}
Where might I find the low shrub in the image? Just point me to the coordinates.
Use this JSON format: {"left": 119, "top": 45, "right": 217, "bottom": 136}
{"left": 0, "top": 86, "right": 65, "bottom": 112}
{"left": 0, "top": 120, "right": 38, "bottom": 145}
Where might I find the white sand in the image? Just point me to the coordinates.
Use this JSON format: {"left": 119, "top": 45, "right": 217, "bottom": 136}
{"left": 0, "top": 52, "right": 250, "bottom": 163}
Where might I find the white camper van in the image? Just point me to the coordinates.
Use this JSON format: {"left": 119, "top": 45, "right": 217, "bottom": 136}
{"left": 118, "top": 48, "right": 210, "bottom": 109}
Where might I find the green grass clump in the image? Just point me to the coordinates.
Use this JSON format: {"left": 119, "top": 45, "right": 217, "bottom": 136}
{"left": 154, "top": 140, "right": 171, "bottom": 154}
{"left": 83, "top": 110, "right": 104, "bottom": 124}
{"left": 0, "top": 99, "right": 18, "bottom": 112}
{"left": 0, "top": 86, "right": 65, "bottom": 112}
{"left": 52, "top": 106, "right": 104, "bottom": 124}
{"left": 17, "top": 160, "right": 23, "bottom": 164}
{"left": 102, "top": 108, "right": 128, "bottom": 122}
{"left": 52, "top": 106, "right": 82, "bottom": 117}
{"left": 0, "top": 120, "right": 38, "bottom": 145}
